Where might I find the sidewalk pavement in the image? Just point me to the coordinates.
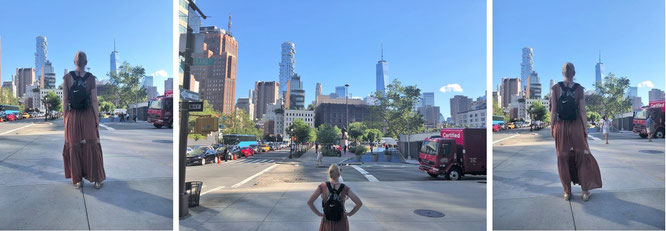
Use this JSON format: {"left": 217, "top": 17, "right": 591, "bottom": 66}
{"left": 494, "top": 128, "right": 664, "bottom": 230}
{"left": 283, "top": 148, "right": 354, "bottom": 167}
{"left": 180, "top": 181, "right": 486, "bottom": 231}
{"left": 0, "top": 119, "right": 172, "bottom": 230}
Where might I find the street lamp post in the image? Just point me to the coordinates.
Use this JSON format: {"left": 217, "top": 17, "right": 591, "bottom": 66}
{"left": 345, "top": 84, "right": 349, "bottom": 131}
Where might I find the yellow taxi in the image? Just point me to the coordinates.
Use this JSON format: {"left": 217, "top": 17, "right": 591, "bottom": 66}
{"left": 260, "top": 144, "right": 271, "bottom": 152}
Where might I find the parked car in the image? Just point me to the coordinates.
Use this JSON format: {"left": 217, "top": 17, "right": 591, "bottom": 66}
{"left": 5, "top": 113, "right": 16, "bottom": 121}
{"left": 240, "top": 146, "right": 254, "bottom": 158}
{"left": 506, "top": 122, "right": 516, "bottom": 129}
{"left": 186, "top": 147, "right": 193, "bottom": 155}
{"left": 492, "top": 123, "right": 502, "bottom": 132}
{"left": 260, "top": 144, "right": 270, "bottom": 152}
{"left": 21, "top": 112, "right": 30, "bottom": 119}
{"left": 186, "top": 146, "right": 219, "bottom": 165}
{"left": 249, "top": 144, "right": 261, "bottom": 154}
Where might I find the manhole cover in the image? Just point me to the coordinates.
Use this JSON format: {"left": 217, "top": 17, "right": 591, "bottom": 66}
{"left": 639, "top": 150, "right": 664, "bottom": 154}
{"left": 414, "top": 209, "right": 445, "bottom": 218}
{"left": 152, "top": 140, "right": 173, "bottom": 144}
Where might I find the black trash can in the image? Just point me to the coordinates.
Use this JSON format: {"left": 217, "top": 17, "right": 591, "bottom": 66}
{"left": 185, "top": 181, "right": 203, "bottom": 207}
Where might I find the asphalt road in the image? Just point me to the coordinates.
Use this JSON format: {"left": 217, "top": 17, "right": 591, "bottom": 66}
{"left": 493, "top": 126, "right": 665, "bottom": 230}
{"left": 0, "top": 118, "right": 173, "bottom": 230}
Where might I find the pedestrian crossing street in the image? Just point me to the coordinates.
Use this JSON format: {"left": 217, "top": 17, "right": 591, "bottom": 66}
{"left": 218, "top": 158, "right": 277, "bottom": 165}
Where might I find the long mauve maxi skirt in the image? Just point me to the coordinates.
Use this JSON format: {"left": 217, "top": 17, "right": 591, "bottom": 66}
{"left": 62, "top": 107, "right": 106, "bottom": 184}
{"left": 553, "top": 119, "right": 602, "bottom": 192}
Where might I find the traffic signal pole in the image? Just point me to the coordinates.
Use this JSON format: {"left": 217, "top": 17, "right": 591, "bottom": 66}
{"left": 179, "top": 0, "right": 206, "bottom": 218}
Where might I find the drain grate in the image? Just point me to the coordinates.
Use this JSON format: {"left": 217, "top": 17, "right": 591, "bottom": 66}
{"left": 414, "top": 209, "right": 445, "bottom": 218}
{"left": 639, "top": 150, "right": 664, "bottom": 154}
{"left": 152, "top": 139, "right": 173, "bottom": 144}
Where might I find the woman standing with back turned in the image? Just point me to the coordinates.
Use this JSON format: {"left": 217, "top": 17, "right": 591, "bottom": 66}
{"left": 550, "top": 62, "right": 602, "bottom": 202}
{"left": 62, "top": 51, "right": 106, "bottom": 189}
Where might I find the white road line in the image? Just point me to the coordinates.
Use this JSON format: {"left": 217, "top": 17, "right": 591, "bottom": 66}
{"left": 231, "top": 164, "right": 278, "bottom": 188}
{"left": 351, "top": 165, "right": 379, "bottom": 182}
{"left": 200, "top": 186, "right": 225, "bottom": 195}
{"left": 493, "top": 134, "right": 521, "bottom": 144}
{"left": 588, "top": 135, "right": 601, "bottom": 141}
{"left": 98, "top": 123, "right": 116, "bottom": 131}
{"left": 0, "top": 123, "right": 35, "bottom": 135}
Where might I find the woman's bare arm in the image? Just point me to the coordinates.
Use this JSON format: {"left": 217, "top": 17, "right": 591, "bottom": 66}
{"left": 579, "top": 92, "right": 588, "bottom": 136}
{"left": 90, "top": 77, "right": 100, "bottom": 126}
{"left": 62, "top": 75, "right": 69, "bottom": 116}
{"left": 344, "top": 189, "right": 363, "bottom": 216}
{"left": 306, "top": 186, "right": 324, "bottom": 217}
{"left": 549, "top": 87, "right": 557, "bottom": 137}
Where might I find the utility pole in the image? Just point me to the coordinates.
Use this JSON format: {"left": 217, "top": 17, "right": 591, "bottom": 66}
{"left": 179, "top": 0, "right": 206, "bottom": 218}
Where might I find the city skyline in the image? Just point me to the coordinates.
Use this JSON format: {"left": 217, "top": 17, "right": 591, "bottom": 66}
{"left": 494, "top": 0, "right": 665, "bottom": 106}
{"left": 193, "top": 0, "right": 486, "bottom": 118}
{"left": 0, "top": 0, "right": 172, "bottom": 95}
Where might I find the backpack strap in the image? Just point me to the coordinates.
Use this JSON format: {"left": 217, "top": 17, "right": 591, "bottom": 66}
{"left": 326, "top": 181, "right": 340, "bottom": 194}
{"left": 82, "top": 72, "right": 92, "bottom": 82}
{"left": 571, "top": 83, "right": 579, "bottom": 91}
{"left": 338, "top": 184, "right": 346, "bottom": 194}
{"left": 69, "top": 71, "right": 79, "bottom": 79}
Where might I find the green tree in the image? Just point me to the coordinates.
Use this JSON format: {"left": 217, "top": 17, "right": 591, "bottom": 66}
{"left": 0, "top": 87, "right": 19, "bottom": 105}
{"left": 527, "top": 101, "right": 548, "bottom": 122}
{"left": 43, "top": 90, "right": 61, "bottom": 119}
{"left": 587, "top": 111, "right": 601, "bottom": 124}
{"left": 365, "top": 128, "right": 383, "bottom": 143}
{"left": 348, "top": 122, "right": 367, "bottom": 143}
{"left": 287, "top": 119, "right": 316, "bottom": 145}
{"left": 220, "top": 109, "right": 263, "bottom": 138}
{"left": 367, "top": 79, "right": 424, "bottom": 138}
{"left": 108, "top": 61, "right": 147, "bottom": 110}
{"left": 587, "top": 73, "right": 632, "bottom": 119}
{"left": 316, "top": 124, "right": 341, "bottom": 147}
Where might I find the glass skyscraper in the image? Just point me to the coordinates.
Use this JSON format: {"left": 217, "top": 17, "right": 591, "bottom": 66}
{"left": 595, "top": 52, "right": 604, "bottom": 85}
{"left": 110, "top": 40, "right": 119, "bottom": 75}
{"left": 35, "top": 36, "right": 48, "bottom": 78}
{"left": 376, "top": 45, "right": 389, "bottom": 95}
{"left": 520, "top": 47, "right": 534, "bottom": 93}
{"left": 279, "top": 42, "right": 295, "bottom": 98}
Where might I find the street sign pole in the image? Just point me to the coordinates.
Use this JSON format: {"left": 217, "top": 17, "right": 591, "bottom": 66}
{"left": 179, "top": 0, "right": 207, "bottom": 218}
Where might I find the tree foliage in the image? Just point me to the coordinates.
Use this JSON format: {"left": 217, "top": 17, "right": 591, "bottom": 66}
{"left": 316, "top": 124, "right": 341, "bottom": 146}
{"left": 107, "top": 61, "right": 147, "bottom": 109}
{"left": 286, "top": 119, "right": 316, "bottom": 144}
{"left": 220, "top": 108, "right": 263, "bottom": 138}
{"left": 587, "top": 73, "right": 632, "bottom": 118}
{"left": 0, "top": 87, "right": 19, "bottom": 105}
{"left": 365, "top": 128, "right": 383, "bottom": 143}
{"left": 493, "top": 101, "right": 509, "bottom": 123}
{"left": 366, "top": 79, "right": 424, "bottom": 138}
{"left": 43, "top": 90, "right": 62, "bottom": 113}
{"left": 527, "top": 101, "right": 548, "bottom": 122}
{"left": 348, "top": 122, "right": 367, "bottom": 143}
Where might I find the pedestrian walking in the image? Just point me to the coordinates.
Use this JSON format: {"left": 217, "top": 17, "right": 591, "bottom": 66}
{"left": 315, "top": 142, "right": 319, "bottom": 154}
{"left": 62, "top": 51, "right": 106, "bottom": 189}
{"left": 549, "top": 62, "right": 602, "bottom": 202}
{"left": 343, "top": 145, "right": 347, "bottom": 154}
{"left": 600, "top": 115, "right": 611, "bottom": 144}
{"left": 317, "top": 148, "right": 323, "bottom": 166}
{"left": 647, "top": 114, "right": 654, "bottom": 142}
{"left": 307, "top": 164, "right": 363, "bottom": 231}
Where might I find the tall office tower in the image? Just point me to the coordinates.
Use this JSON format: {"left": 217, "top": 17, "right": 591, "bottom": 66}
{"left": 254, "top": 81, "right": 279, "bottom": 121}
{"left": 279, "top": 42, "right": 295, "bottom": 98}
{"left": 595, "top": 51, "right": 605, "bottom": 85}
{"left": 41, "top": 60, "right": 56, "bottom": 89}
{"left": 501, "top": 77, "right": 521, "bottom": 108}
{"left": 16, "top": 68, "right": 35, "bottom": 98}
{"left": 526, "top": 71, "right": 541, "bottom": 99}
{"left": 165, "top": 78, "right": 173, "bottom": 91}
{"left": 249, "top": 89, "right": 255, "bottom": 104}
{"left": 178, "top": 0, "right": 200, "bottom": 34}
{"left": 450, "top": 95, "right": 472, "bottom": 122}
{"left": 110, "top": 40, "right": 119, "bottom": 75}
{"left": 520, "top": 47, "right": 534, "bottom": 93}
{"left": 335, "top": 86, "right": 346, "bottom": 99}
{"left": 549, "top": 79, "right": 554, "bottom": 91}
{"left": 315, "top": 82, "right": 322, "bottom": 101}
{"left": 143, "top": 75, "right": 154, "bottom": 87}
{"left": 422, "top": 92, "right": 435, "bottom": 106}
{"left": 190, "top": 23, "right": 238, "bottom": 114}
{"left": 35, "top": 36, "right": 48, "bottom": 79}
{"left": 628, "top": 86, "right": 638, "bottom": 98}
{"left": 649, "top": 88, "right": 665, "bottom": 102}
{"left": 235, "top": 97, "right": 254, "bottom": 119}
{"left": 376, "top": 44, "right": 389, "bottom": 95}
{"left": 289, "top": 74, "right": 305, "bottom": 110}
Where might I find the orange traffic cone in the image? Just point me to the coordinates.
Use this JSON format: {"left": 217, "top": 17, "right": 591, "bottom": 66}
{"left": 218, "top": 156, "right": 221, "bottom": 164}
{"left": 233, "top": 154, "right": 237, "bottom": 160}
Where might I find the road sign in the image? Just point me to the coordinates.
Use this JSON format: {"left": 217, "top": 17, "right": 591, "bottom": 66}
{"left": 180, "top": 89, "right": 200, "bottom": 102}
{"left": 187, "top": 102, "right": 204, "bottom": 111}
{"left": 193, "top": 58, "right": 214, "bottom": 66}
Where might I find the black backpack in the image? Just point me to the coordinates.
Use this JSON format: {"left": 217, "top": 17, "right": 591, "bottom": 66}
{"left": 557, "top": 82, "right": 579, "bottom": 121}
{"left": 322, "top": 182, "right": 345, "bottom": 221}
{"left": 69, "top": 71, "right": 92, "bottom": 110}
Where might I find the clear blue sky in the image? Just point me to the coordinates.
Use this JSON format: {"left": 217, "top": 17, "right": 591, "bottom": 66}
{"left": 494, "top": 0, "right": 665, "bottom": 105}
{"left": 194, "top": 0, "right": 486, "bottom": 118}
{"left": 0, "top": 0, "right": 172, "bottom": 94}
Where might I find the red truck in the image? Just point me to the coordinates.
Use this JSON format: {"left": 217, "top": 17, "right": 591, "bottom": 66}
{"left": 633, "top": 100, "right": 665, "bottom": 138}
{"left": 418, "top": 128, "right": 486, "bottom": 180}
{"left": 147, "top": 90, "right": 173, "bottom": 128}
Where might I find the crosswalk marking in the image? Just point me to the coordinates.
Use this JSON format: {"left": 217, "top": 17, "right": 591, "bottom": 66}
{"left": 218, "top": 158, "right": 276, "bottom": 165}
